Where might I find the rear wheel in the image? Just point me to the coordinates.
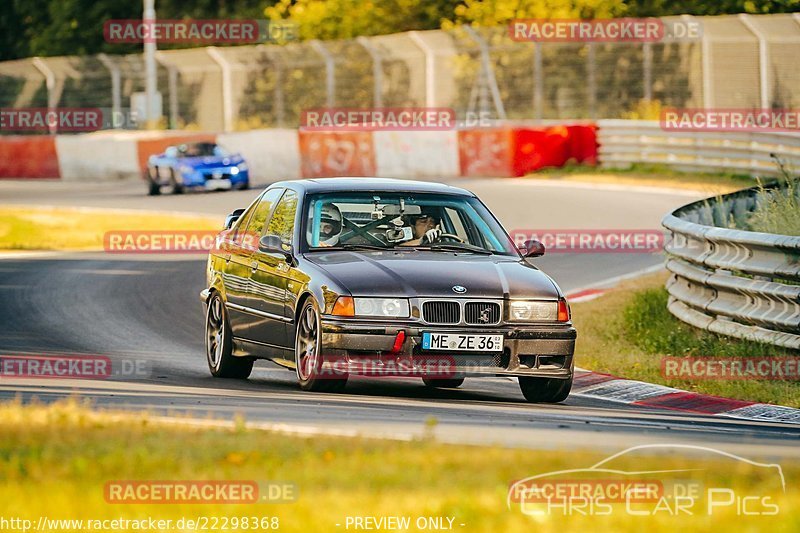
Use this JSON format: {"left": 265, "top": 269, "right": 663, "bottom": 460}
{"left": 422, "top": 377, "right": 464, "bottom": 389}
{"left": 295, "top": 299, "right": 347, "bottom": 392}
{"left": 518, "top": 376, "right": 572, "bottom": 403}
{"left": 205, "top": 293, "right": 254, "bottom": 379}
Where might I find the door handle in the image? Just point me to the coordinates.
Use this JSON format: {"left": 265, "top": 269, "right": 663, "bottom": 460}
{"left": 251, "top": 261, "right": 258, "bottom": 271}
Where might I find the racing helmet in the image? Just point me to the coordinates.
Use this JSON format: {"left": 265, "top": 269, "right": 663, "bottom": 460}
{"left": 317, "top": 203, "right": 343, "bottom": 246}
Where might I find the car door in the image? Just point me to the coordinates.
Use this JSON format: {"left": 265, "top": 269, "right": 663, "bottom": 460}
{"left": 222, "top": 189, "right": 278, "bottom": 339}
{"left": 248, "top": 189, "right": 299, "bottom": 349}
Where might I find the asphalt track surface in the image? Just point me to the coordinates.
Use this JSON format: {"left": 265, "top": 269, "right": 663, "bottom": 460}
{"left": 1, "top": 178, "right": 799, "bottom": 461}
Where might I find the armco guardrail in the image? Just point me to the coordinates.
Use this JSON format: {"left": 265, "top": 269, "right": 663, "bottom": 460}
{"left": 598, "top": 120, "right": 800, "bottom": 177}
{"left": 662, "top": 184, "right": 800, "bottom": 349}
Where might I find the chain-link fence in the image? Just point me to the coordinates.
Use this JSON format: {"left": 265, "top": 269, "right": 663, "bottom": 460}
{"left": 1, "top": 14, "right": 798, "bottom": 132}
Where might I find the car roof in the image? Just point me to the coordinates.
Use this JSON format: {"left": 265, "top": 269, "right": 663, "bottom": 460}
{"left": 270, "top": 177, "right": 475, "bottom": 196}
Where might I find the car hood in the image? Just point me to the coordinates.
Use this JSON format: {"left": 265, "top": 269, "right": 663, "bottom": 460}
{"left": 178, "top": 155, "right": 244, "bottom": 169}
{"left": 304, "top": 250, "right": 561, "bottom": 299}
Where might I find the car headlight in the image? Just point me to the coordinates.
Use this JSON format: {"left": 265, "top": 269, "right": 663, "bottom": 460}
{"left": 354, "top": 298, "right": 410, "bottom": 318}
{"left": 508, "top": 300, "right": 559, "bottom": 321}
{"left": 230, "top": 167, "right": 239, "bottom": 175}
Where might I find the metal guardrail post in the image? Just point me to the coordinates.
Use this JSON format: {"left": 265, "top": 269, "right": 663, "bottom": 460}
{"left": 462, "top": 25, "right": 507, "bottom": 120}
{"left": 586, "top": 43, "right": 596, "bottom": 119}
{"left": 207, "top": 47, "right": 234, "bottom": 132}
{"left": 262, "top": 45, "right": 286, "bottom": 128}
{"left": 533, "top": 44, "right": 543, "bottom": 120}
{"left": 642, "top": 42, "right": 653, "bottom": 103}
{"left": 155, "top": 52, "right": 179, "bottom": 129}
{"left": 739, "top": 14, "right": 770, "bottom": 109}
{"left": 97, "top": 54, "right": 121, "bottom": 127}
{"left": 31, "top": 57, "right": 57, "bottom": 134}
{"left": 310, "top": 40, "right": 335, "bottom": 107}
{"left": 408, "top": 31, "right": 435, "bottom": 108}
{"left": 357, "top": 37, "right": 383, "bottom": 108}
{"left": 699, "top": 16, "right": 713, "bottom": 109}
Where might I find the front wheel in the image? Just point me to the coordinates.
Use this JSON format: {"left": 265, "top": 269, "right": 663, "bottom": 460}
{"left": 295, "top": 299, "right": 347, "bottom": 392}
{"left": 169, "top": 169, "right": 184, "bottom": 194}
{"left": 518, "top": 376, "right": 572, "bottom": 403}
{"left": 146, "top": 167, "right": 161, "bottom": 196}
{"left": 205, "top": 293, "right": 254, "bottom": 379}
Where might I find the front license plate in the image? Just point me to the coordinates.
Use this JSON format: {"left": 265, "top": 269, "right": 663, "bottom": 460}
{"left": 422, "top": 333, "right": 503, "bottom": 352}
{"left": 205, "top": 179, "right": 232, "bottom": 190}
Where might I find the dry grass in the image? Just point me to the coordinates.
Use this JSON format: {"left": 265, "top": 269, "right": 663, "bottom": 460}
{"left": 0, "top": 205, "right": 219, "bottom": 251}
{"left": 2, "top": 399, "right": 799, "bottom": 532}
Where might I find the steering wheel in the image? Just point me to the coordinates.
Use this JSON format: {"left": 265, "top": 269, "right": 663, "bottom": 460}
{"left": 421, "top": 232, "right": 465, "bottom": 245}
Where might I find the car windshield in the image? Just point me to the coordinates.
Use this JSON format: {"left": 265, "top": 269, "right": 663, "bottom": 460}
{"left": 303, "top": 192, "right": 517, "bottom": 255}
{"left": 177, "top": 142, "right": 229, "bottom": 158}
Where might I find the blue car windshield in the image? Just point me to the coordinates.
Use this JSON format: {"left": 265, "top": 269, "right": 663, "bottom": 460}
{"left": 177, "top": 143, "right": 229, "bottom": 158}
{"left": 303, "top": 192, "right": 517, "bottom": 255}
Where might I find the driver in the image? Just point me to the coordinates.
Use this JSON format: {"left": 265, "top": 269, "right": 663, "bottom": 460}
{"left": 316, "top": 203, "right": 343, "bottom": 247}
{"left": 401, "top": 209, "right": 442, "bottom": 246}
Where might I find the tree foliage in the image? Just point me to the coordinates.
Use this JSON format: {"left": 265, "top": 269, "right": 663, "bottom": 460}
{"left": 1, "top": 0, "right": 797, "bottom": 61}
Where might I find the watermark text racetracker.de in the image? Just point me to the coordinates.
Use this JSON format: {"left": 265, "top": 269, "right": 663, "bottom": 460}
{"left": 104, "top": 19, "right": 298, "bottom": 44}
{"left": 511, "top": 230, "right": 664, "bottom": 253}
{"left": 104, "top": 230, "right": 225, "bottom": 254}
{"left": 104, "top": 480, "right": 296, "bottom": 504}
{"left": 662, "top": 356, "right": 800, "bottom": 381}
{"left": 0, "top": 355, "right": 149, "bottom": 379}
{"left": 0, "top": 107, "right": 139, "bottom": 132}
{"left": 661, "top": 108, "right": 800, "bottom": 132}
{"left": 509, "top": 18, "right": 702, "bottom": 42}
{"left": 300, "top": 107, "right": 497, "bottom": 131}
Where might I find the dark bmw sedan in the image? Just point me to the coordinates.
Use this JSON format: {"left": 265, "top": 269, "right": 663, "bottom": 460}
{"left": 200, "top": 178, "right": 576, "bottom": 403}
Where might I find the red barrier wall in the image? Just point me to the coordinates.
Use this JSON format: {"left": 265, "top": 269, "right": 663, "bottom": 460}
{"left": 0, "top": 136, "right": 60, "bottom": 178}
{"left": 459, "top": 124, "right": 598, "bottom": 177}
{"left": 298, "top": 131, "right": 376, "bottom": 178}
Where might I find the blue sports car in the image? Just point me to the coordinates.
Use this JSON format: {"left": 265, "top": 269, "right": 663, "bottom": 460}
{"left": 145, "top": 141, "right": 250, "bottom": 195}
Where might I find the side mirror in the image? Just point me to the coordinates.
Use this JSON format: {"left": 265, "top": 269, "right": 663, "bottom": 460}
{"left": 259, "top": 234, "right": 293, "bottom": 258}
{"left": 224, "top": 208, "right": 245, "bottom": 230}
{"left": 521, "top": 239, "right": 545, "bottom": 258}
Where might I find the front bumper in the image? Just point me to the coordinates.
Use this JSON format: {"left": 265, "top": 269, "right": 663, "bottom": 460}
{"left": 319, "top": 318, "right": 576, "bottom": 379}
{"left": 157, "top": 169, "right": 248, "bottom": 188}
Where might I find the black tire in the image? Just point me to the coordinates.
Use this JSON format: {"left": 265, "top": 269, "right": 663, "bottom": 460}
{"left": 422, "top": 377, "right": 465, "bottom": 389}
{"left": 295, "top": 299, "right": 347, "bottom": 392}
{"left": 237, "top": 179, "right": 250, "bottom": 190}
{"left": 205, "top": 293, "right": 254, "bottom": 379}
{"left": 146, "top": 167, "right": 161, "bottom": 196}
{"left": 169, "top": 169, "right": 184, "bottom": 194}
{"left": 518, "top": 376, "right": 572, "bottom": 403}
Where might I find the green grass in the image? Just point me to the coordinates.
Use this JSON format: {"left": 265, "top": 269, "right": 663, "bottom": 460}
{"left": 573, "top": 273, "right": 800, "bottom": 407}
{"left": 2, "top": 399, "right": 799, "bottom": 532}
{"left": 746, "top": 179, "right": 800, "bottom": 236}
{"left": 529, "top": 163, "right": 756, "bottom": 193}
{"left": 0, "top": 205, "right": 220, "bottom": 251}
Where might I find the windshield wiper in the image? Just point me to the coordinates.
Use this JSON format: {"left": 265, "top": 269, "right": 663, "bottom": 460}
{"left": 419, "top": 243, "right": 494, "bottom": 255}
{"left": 335, "top": 244, "right": 389, "bottom": 251}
